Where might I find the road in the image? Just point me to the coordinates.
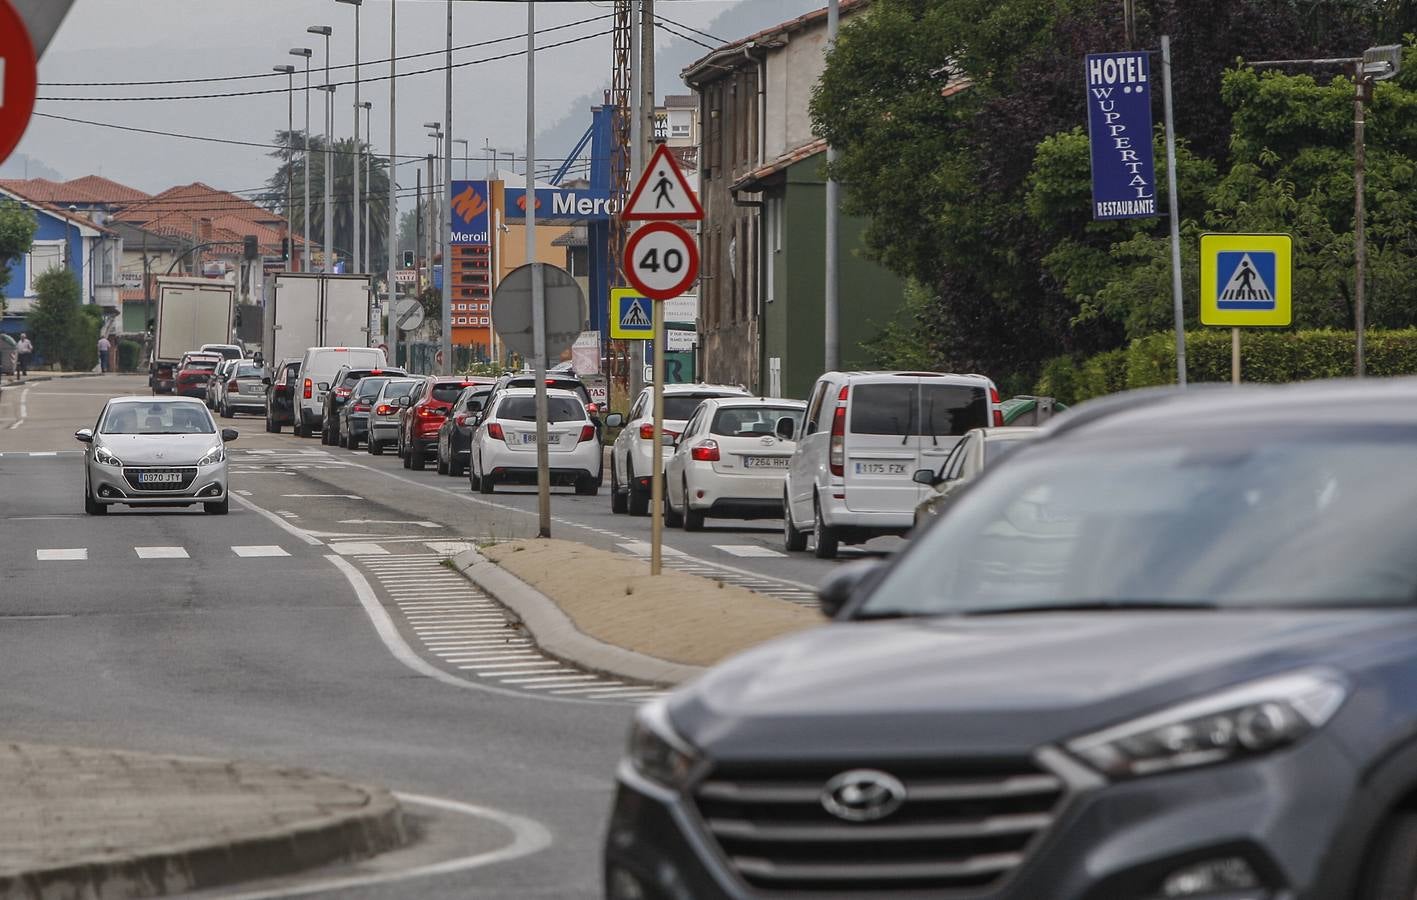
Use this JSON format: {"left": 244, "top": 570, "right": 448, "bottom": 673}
{"left": 0, "top": 374, "right": 887, "bottom": 897}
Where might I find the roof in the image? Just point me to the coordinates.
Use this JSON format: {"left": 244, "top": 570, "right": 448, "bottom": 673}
{"left": 62, "top": 175, "right": 150, "bottom": 204}
{"left": 732, "top": 138, "right": 827, "bottom": 193}
{"left": 0, "top": 184, "right": 113, "bottom": 236}
{"left": 0, "top": 177, "right": 102, "bottom": 204}
{"left": 663, "top": 94, "right": 697, "bottom": 109}
{"left": 683, "top": 0, "right": 868, "bottom": 85}
{"left": 552, "top": 225, "right": 588, "bottom": 248}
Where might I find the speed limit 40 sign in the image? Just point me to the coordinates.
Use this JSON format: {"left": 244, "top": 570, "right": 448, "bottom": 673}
{"left": 624, "top": 222, "right": 699, "bottom": 301}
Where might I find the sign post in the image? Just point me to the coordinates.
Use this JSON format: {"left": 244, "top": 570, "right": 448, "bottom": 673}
{"left": 0, "top": 0, "right": 39, "bottom": 165}
{"left": 622, "top": 147, "right": 702, "bottom": 575}
{"left": 1199, "top": 232, "right": 1293, "bottom": 384}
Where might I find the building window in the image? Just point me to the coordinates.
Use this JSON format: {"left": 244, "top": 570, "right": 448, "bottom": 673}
{"left": 25, "top": 241, "right": 64, "bottom": 295}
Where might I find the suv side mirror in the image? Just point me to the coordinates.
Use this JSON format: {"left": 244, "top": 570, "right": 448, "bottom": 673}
{"left": 913, "top": 468, "right": 941, "bottom": 487}
{"left": 317, "top": 382, "right": 330, "bottom": 392}
{"left": 817, "top": 558, "right": 888, "bottom": 619}
{"left": 74, "top": 428, "right": 94, "bottom": 443}
{"left": 221, "top": 428, "right": 239, "bottom": 442}
{"left": 775, "top": 417, "right": 796, "bottom": 441}
{"left": 604, "top": 412, "right": 625, "bottom": 428}
{"left": 398, "top": 396, "right": 411, "bottom": 408}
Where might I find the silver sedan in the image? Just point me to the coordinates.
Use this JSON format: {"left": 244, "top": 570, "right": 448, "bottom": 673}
{"left": 76, "top": 396, "right": 237, "bottom": 515}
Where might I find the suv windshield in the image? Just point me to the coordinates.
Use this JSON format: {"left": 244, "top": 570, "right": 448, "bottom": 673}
{"left": 851, "top": 382, "right": 987, "bottom": 437}
{"left": 861, "top": 427, "right": 1417, "bottom": 617}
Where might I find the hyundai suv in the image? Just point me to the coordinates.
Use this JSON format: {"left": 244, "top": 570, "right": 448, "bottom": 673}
{"left": 606, "top": 380, "right": 1417, "bottom": 900}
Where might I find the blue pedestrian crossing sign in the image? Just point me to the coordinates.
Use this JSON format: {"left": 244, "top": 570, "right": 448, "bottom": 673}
{"left": 610, "top": 288, "right": 654, "bottom": 340}
{"left": 1200, "top": 233, "right": 1292, "bottom": 327}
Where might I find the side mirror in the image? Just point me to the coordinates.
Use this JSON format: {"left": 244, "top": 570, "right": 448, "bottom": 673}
{"left": 468, "top": 401, "right": 484, "bottom": 414}
{"left": 261, "top": 376, "right": 272, "bottom": 386}
{"left": 221, "top": 427, "right": 239, "bottom": 442}
{"left": 74, "top": 428, "right": 94, "bottom": 443}
{"left": 604, "top": 413, "right": 625, "bottom": 428}
{"left": 817, "top": 558, "right": 888, "bottom": 619}
{"left": 398, "top": 396, "right": 411, "bottom": 408}
{"left": 775, "top": 417, "right": 796, "bottom": 441}
{"left": 912, "top": 468, "right": 941, "bottom": 487}
{"left": 317, "top": 382, "right": 330, "bottom": 392}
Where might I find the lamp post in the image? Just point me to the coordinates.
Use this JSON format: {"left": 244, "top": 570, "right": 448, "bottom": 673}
{"left": 360, "top": 100, "right": 373, "bottom": 278}
{"left": 289, "top": 48, "right": 312, "bottom": 272}
{"left": 308, "top": 25, "right": 334, "bottom": 273}
{"left": 274, "top": 64, "right": 296, "bottom": 273}
{"left": 423, "top": 121, "right": 442, "bottom": 317}
{"left": 386, "top": 0, "right": 398, "bottom": 364}
{"left": 336, "top": 0, "right": 363, "bottom": 274}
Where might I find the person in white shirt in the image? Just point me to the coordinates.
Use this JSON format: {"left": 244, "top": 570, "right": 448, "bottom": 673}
{"left": 97, "top": 335, "right": 112, "bottom": 373}
{"left": 15, "top": 334, "right": 33, "bottom": 378}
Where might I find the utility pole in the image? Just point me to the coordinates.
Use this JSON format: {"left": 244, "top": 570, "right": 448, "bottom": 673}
{"left": 290, "top": 47, "right": 312, "bottom": 272}
{"left": 308, "top": 25, "right": 334, "bottom": 272}
{"left": 415, "top": 163, "right": 423, "bottom": 339}
{"left": 337, "top": 0, "right": 363, "bottom": 274}
{"left": 823, "top": 0, "right": 840, "bottom": 372}
{"left": 442, "top": 0, "right": 454, "bottom": 375}
{"left": 426, "top": 153, "right": 436, "bottom": 302}
{"left": 628, "top": 0, "right": 644, "bottom": 400}
{"left": 387, "top": 0, "right": 398, "bottom": 366}
{"left": 275, "top": 64, "right": 296, "bottom": 273}
{"left": 528, "top": 0, "right": 552, "bottom": 538}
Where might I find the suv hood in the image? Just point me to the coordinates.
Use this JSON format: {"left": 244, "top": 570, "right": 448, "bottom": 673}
{"left": 671, "top": 611, "right": 1409, "bottom": 761}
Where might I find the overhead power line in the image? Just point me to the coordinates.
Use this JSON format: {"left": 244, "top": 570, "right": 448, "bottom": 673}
{"left": 654, "top": 19, "right": 716, "bottom": 51}
{"left": 654, "top": 13, "right": 726, "bottom": 45}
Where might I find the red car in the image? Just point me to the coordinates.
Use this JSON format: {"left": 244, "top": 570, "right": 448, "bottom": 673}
{"left": 398, "top": 377, "right": 483, "bottom": 470}
{"left": 174, "top": 352, "right": 222, "bottom": 399}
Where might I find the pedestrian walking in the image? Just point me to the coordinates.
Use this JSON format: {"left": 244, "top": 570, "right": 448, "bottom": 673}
{"left": 16, "top": 333, "right": 32, "bottom": 379}
{"left": 97, "top": 334, "right": 111, "bottom": 373}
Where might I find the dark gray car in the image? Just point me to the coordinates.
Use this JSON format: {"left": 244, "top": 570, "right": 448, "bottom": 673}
{"left": 605, "top": 379, "right": 1417, "bottom": 900}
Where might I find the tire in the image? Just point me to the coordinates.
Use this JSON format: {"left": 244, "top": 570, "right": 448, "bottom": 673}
{"left": 684, "top": 500, "right": 705, "bottom": 532}
{"left": 1365, "top": 812, "right": 1417, "bottom": 900}
{"left": 401, "top": 441, "right": 412, "bottom": 468}
{"left": 479, "top": 469, "right": 494, "bottom": 494}
{"left": 610, "top": 460, "right": 628, "bottom": 514}
{"left": 449, "top": 453, "right": 465, "bottom": 478}
{"left": 293, "top": 421, "right": 307, "bottom": 438}
{"left": 468, "top": 466, "right": 481, "bottom": 492}
{"left": 812, "top": 496, "right": 839, "bottom": 560}
{"left": 220, "top": 402, "right": 232, "bottom": 419}
{"left": 627, "top": 464, "right": 650, "bottom": 516}
{"left": 409, "top": 440, "right": 426, "bottom": 470}
{"left": 664, "top": 483, "right": 684, "bottom": 528}
{"left": 437, "top": 448, "right": 449, "bottom": 475}
{"left": 347, "top": 431, "right": 360, "bottom": 451}
{"left": 265, "top": 415, "right": 279, "bottom": 434}
{"left": 204, "top": 497, "right": 229, "bottom": 515}
{"left": 783, "top": 491, "right": 809, "bottom": 552}
{"left": 369, "top": 440, "right": 383, "bottom": 456}
{"left": 575, "top": 476, "right": 599, "bottom": 496}
{"left": 84, "top": 478, "right": 106, "bottom": 516}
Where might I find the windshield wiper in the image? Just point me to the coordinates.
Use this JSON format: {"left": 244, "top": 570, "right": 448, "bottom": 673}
{"left": 961, "top": 600, "right": 1219, "bottom": 617}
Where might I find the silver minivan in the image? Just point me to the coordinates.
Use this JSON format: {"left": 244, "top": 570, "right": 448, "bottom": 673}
{"left": 781, "top": 371, "right": 1002, "bottom": 558}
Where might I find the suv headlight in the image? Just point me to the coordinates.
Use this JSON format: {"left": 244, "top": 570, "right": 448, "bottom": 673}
{"left": 1067, "top": 670, "right": 1347, "bottom": 780}
{"left": 94, "top": 446, "right": 123, "bottom": 467}
{"left": 628, "top": 700, "right": 700, "bottom": 789}
{"left": 196, "top": 445, "right": 225, "bottom": 466}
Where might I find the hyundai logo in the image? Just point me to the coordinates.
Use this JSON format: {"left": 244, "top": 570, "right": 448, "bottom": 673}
{"left": 820, "top": 769, "right": 906, "bottom": 822}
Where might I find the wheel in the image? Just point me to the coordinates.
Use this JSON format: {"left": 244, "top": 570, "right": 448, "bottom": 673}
{"left": 401, "top": 441, "right": 412, "bottom": 468}
{"left": 684, "top": 490, "right": 705, "bottom": 532}
{"left": 627, "top": 464, "right": 650, "bottom": 516}
{"left": 347, "top": 431, "right": 360, "bottom": 451}
{"left": 610, "top": 460, "right": 628, "bottom": 514}
{"left": 812, "top": 496, "right": 839, "bottom": 559}
{"left": 84, "top": 478, "right": 106, "bottom": 516}
{"left": 468, "top": 465, "right": 481, "bottom": 492}
{"left": 437, "top": 448, "right": 449, "bottom": 475}
{"left": 1364, "top": 812, "right": 1417, "bottom": 899}
{"left": 479, "top": 469, "right": 494, "bottom": 494}
{"left": 321, "top": 423, "right": 333, "bottom": 445}
{"left": 220, "top": 401, "right": 232, "bottom": 418}
{"left": 369, "top": 439, "right": 383, "bottom": 456}
{"left": 409, "top": 440, "right": 426, "bottom": 470}
{"left": 294, "top": 421, "right": 308, "bottom": 438}
{"left": 265, "top": 415, "right": 279, "bottom": 434}
{"left": 783, "top": 491, "right": 809, "bottom": 552}
{"left": 204, "top": 497, "right": 229, "bottom": 515}
{"left": 664, "top": 482, "right": 684, "bottom": 528}
{"left": 575, "top": 475, "right": 599, "bottom": 496}
{"left": 448, "top": 452, "right": 465, "bottom": 477}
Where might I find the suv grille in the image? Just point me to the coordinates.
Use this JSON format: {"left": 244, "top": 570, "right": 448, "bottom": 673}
{"left": 122, "top": 467, "right": 198, "bottom": 492}
{"left": 692, "top": 759, "right": 1064, "bottom": 893}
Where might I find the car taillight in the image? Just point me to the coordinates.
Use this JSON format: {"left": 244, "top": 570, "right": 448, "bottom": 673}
{"left": 990, "top": 386, "right": 1004, "bottom": 426}
{"left": 227, "top": 380, "right": 238, "bottom": 391}
{"left": 578, "top": 424, "right": 596, "bottom": 443}
{"left": 639, "top": 423, "right": 656, "bottom": 440}
{"left": 303, "top": 378, "right": 312, "bottom": 400}
{"left": 335, "top": 387, "right": 352, "bottom": 398}
{"left": 417, "top": 406, "right": 443, "bottom": 419}
{"left": 829, "top": 385, "right": 848, "bottom": 477}
{"left": 454, "top": 414, "right": 470, "bottom": 427}
{"left": 375, "top": 403, "right": 393, "bottom": 415}
{"left": 691, "top": 440, "right": 720, "bottom": 462}
{"left": 353, "top": 402, "right": 370, "bottom": 412}
{"left": 487, "top": 423, "right": 505, "bottom": 441}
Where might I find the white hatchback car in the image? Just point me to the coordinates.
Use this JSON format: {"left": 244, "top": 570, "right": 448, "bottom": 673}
{"left": 469, "top": 388, "right": 604, "bottom": 495}
{"left": 664, "top": 397, "right": 807, "bottom": 531}
{"left": 609, "top": 383, "right": 751, "bottom": 516}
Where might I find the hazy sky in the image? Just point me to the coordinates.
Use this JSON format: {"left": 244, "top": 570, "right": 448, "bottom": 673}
{"left": 10, "top": 0, "right": 754, "bottom": 197}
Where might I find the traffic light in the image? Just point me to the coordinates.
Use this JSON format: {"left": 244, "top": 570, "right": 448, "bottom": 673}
{"left": 243, "top": 235, "right": 259, "bottom": 260}
{"left": 403, "top": 250, "right": 414, "bottom": 268}
{"left": 280, "top": 237, "right": 290, "bottom": 260}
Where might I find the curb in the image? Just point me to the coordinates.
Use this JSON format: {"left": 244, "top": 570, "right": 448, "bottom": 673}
{"left": 451, "top": 548, "right": 705, "bottom": 686}
{"left": 0, "top": 768, "right": 405, "bottom": 899}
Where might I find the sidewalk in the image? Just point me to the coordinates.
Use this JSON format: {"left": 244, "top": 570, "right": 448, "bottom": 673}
{"left": 452, "top": 539, "right": 822, "bottom": 685}
{"left": 0, "top": 741, "right": 404, "bottom": 899}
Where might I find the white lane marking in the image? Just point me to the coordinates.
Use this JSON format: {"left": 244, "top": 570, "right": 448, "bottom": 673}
{"left": 216, "top": 791, "right": 552, "bottom": 900}
{"left": 549, "top": 683, "right": 628, "bottom": 694}
{"left": 337, "top": 519, "right": 444, "bottom": 528}
{"left": 459, "top": 662, "right": 566, "bottom": 673}
{"left": 232, "top": 490, "right": 252, "bottom": 496}
{"left": 232, "top": 545, "right": 291, "bottom": 558}
{"left": 7, "top": 384, "right": 30, "bottom": 429}
{"left": 282, "top": 493, "right": 363, "bottom": 499}
{"left": 231, "top": 494, "right": 323, "bottom": 546}
{"left": 438, "top": 652, "right": 544, "bottom": 662}
{"left": 325, "top": 555, "right": 614, "bottom": 705}
{"left": 36, "top": 549, "right": 87, "bottom": 561}
{"left": 713, "top": 544, "right": 788, "bottom": 558}
{"left": 27, "top": 451, "right": 57, "bottom": 457}
{"left": 617, "top": 541, "right": 685, "bottom": 557}
{"left": 135, "top": 546, "right": 189, "bottom": 559}
{"left": 499, "top": 674, "right": 601, "bottom": 685}
{"left": 330, "top": 542, "right": 389, "bottom": 556}
{"left": 275, "top": 510, "right": 300, "bottom": 519}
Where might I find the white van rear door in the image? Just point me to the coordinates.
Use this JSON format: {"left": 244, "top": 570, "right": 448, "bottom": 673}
{"left": 918, "top": 380, "right": 991, "bottom": 480}
{"left": 842, "top": 376, "right": 924, "bottom": 514}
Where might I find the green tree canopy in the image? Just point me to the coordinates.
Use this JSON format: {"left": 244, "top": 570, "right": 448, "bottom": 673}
{"left": 266, "top": 130, "right": 393, "bottom": 268}
{"left": 0, "top": 200, "right": 38, "bottom": 315}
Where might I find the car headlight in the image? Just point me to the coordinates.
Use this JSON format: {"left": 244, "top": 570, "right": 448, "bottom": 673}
{"left": 196, "top": 445, "right": 225, "bottom": 466}
{"left": 94, "top": 446, "right": 123, "bottom": 467}
{"left": 628, "top": 700, "right": 700, "bottom": 788}
{"left": 1067, "top": 670, "right": 1347, "bottom": 780}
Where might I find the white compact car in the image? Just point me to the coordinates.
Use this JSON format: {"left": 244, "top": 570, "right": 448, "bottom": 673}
{"left": 76, "top": 396, "right": 237, "bottom": 515}
{"left": 782, "top": 371, "right": 1003, "bottom": 558}
{"left": 664, "top": 397, "right": 807, "bottom": 531}
{"left": 469, "top": 388, "right": 603, "bottom": 495}
{"left": 609, "top": 383, "right": 751, "bottom": 516}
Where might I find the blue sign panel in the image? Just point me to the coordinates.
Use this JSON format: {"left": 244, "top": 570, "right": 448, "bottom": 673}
{"left": 1215, "top": 251, "right": 1278, "bottom": 310}
{"left": 450, "top": 180, "right": 490, "bottom": 246}
{"left": 1085, "top": 51, "right": 1157, "bottom": 220}
{"left": 505, "top": 187, "right": 616, "bottom": 223}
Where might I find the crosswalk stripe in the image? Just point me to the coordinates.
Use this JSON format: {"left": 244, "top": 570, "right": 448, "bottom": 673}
{"left": 135, "top": 546, "right": 189, "bottom": 560}
{"left": 230, "top": 545, "right": 289, "bottom": 558}
{"left": 36, "top": 549, "right": 86, "bottom": 561}
{"left": 713, "top": 544, "right": 788, "bottom": 558}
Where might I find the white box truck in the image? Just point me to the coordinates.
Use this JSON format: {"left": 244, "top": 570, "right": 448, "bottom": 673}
{"left": 263, "top": 273, "right": 373, "bottom": 368}
{"left": 149, "top": 276, "right": 236, "bottom": 393}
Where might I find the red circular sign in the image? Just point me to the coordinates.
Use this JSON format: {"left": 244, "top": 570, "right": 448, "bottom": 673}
{"left": 623, "top": 222, "right": 699, "bottom": 301}
{"left": 0, "top": 0, "right": 37, "bottom": 165}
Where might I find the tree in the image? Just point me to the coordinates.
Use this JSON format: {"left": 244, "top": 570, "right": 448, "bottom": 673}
{"left": 0, "top": 200, "right": 37, "bottom": 316}
{"left": 265, "top": 130, "right": 393, "bottom": 268}
{"left": 27, "top": 269, "right": 85, "bottom": 369}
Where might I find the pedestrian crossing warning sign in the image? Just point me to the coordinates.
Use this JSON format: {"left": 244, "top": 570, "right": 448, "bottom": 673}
{"left": 1200, "top": 233, "right": 1292, "bottom": 327}
{"left": 610, "top": 288, "right": 655, "bottom": 339}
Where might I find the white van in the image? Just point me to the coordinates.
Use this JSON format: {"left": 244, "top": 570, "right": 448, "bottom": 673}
{"left": 292, "top": 346, "right": 387, "bottom": 437}
{"left": 781, "top": 371, "right": 1002, "bottom": 558}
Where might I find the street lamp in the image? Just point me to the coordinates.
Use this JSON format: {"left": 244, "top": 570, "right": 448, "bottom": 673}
{"left": 386, "top": 0, "right": 398, "bottom": 359}
{"left": 336, "top": 0, "right": 363, "bottom": 274}
{"left": 274, "top": 65, "right": 296, "bottom": 273}
{"left": 360, "top": 100, "right": 373, "bottom": 276}
{"left": 424, "top": 122, "right": 442, "bottom": 288}
{"left": 289, "top": 48, "right": 312, "bottom": 272}
{"left": 308, "top": 25, "right": 334, "bottom": 273}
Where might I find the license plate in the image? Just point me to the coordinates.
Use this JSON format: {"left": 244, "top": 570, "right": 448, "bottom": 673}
{"left": 514, "top": 432, "right": 560, "bottom": 445}
{"left": 138, "top": 472, "right": 182, "bottom": 484}
{"left": 854, "top": 461, "right": 907, "bottom": 476}
{"left": 743, "top": 456, "right": 789, "bottom": 469}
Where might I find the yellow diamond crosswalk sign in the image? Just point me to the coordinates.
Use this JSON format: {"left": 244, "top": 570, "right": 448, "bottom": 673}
{"left": 610, "top": 288, "right": 654, "bottom": 340}
{"left": 1200, "top": 233, "right": 1292, "bottom": 327}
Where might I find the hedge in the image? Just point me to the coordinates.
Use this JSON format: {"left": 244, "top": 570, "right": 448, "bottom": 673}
{"left": 1035, "top": 329, "right": 1417, "bottom": 405}
{"left": 117, "top": 339, "right": 144, "bottom": 372}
